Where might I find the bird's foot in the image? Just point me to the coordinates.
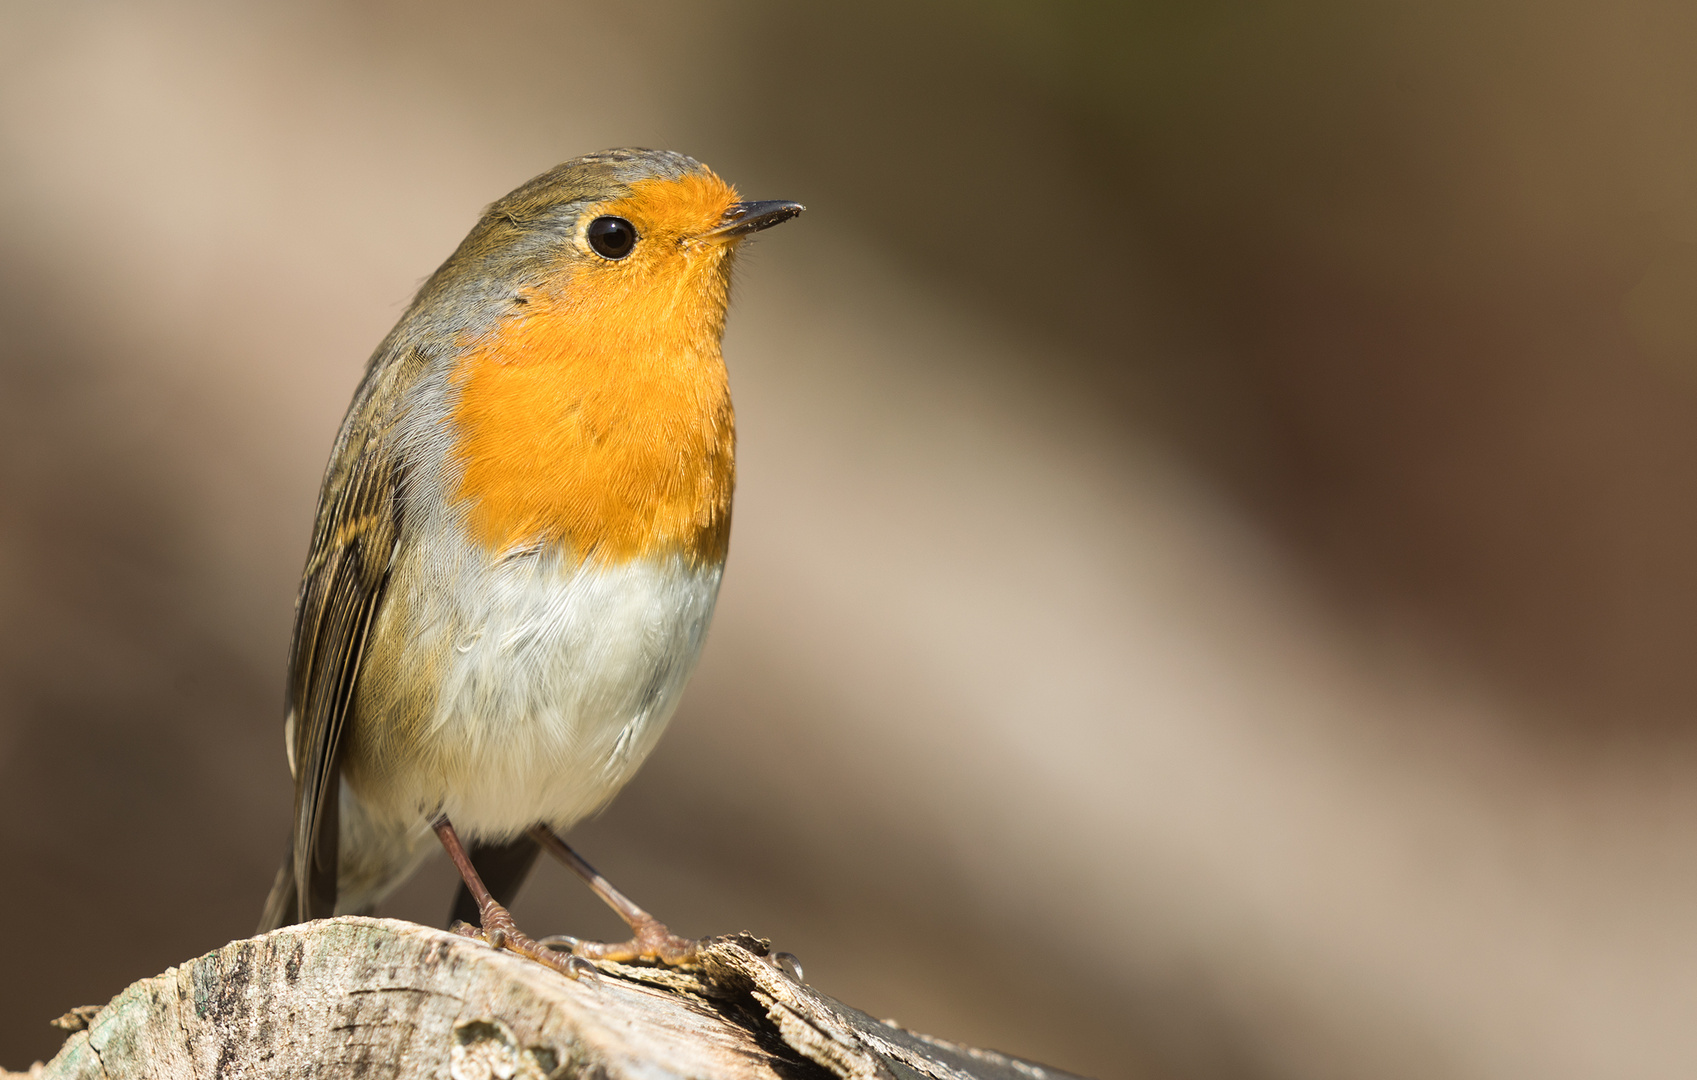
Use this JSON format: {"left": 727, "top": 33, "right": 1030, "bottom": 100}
{"left": 452, "top": 901, "right": 598, "bottom": 981}
{"left": 540, "top": 914, "right": 699, "bottom": 966}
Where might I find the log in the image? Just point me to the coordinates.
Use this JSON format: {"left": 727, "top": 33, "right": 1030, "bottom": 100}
{"left": 4, "top": 917, "right": 1084, "bottom": 1080}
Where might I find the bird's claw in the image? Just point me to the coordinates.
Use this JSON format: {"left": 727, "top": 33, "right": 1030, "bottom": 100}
{"left": 565, "top": 915, "right": 699, "bottom": 966}
{"left": 538, "top": 933, "right": 583, "bottom": 951}
{"left": 467, "top": 902, "right": 597, "bottom": 981}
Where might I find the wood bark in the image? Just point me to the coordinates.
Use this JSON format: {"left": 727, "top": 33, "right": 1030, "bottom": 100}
{"left": 4, "top": 917, "right": 1083, "bottom": 1080}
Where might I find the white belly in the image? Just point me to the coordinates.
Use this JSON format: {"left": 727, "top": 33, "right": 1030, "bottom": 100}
{"left": 332, "top": 548, "right": 720, "bottom": 916}
{"left": 347, "top": 543, "right": 722, "bottom": 842}
{"left": 428, "top": 549, "right": 721, "bottom": 836}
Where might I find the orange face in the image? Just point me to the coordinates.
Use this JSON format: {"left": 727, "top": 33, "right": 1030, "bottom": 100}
{"left": 448, "top": 170, "right": 744, "bottom": 565}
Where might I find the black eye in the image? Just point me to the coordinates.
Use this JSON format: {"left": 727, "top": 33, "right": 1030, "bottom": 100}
{"left": 587, "top": 216, "right": 636, "bottom": 259}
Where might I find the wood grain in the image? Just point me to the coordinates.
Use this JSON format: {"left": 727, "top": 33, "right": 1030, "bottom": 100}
{"left": 4, "top": 918, "right": 1085, "bottom": 1080}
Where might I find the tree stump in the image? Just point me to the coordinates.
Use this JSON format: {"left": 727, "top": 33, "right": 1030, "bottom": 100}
{"left": 4, "top": 917, "right": 1083, "bottom": 1080}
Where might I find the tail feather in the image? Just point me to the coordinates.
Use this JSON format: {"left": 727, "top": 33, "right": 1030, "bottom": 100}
{"left": 258, "top": 845, "right": 298, "bottom": 934}
{"left": 262, "top": 820, "right": 541, "bottom": 934}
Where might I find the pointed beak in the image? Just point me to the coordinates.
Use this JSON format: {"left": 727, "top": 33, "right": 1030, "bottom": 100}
{"left": 701, "top": 200, "right": 805, "bottom": 241}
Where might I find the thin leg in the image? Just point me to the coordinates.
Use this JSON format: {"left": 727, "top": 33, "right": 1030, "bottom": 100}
{"left": 448, "top": 833, "right": 543, "bottom": 929}
{"left": 529, "top": 825, "right": 699, "bottom": 965}
{"left": 433, "top": 816, "right": 593, "bottom": 980}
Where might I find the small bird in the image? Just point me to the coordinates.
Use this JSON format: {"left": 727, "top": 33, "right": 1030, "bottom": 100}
{"left": 259, "top": 149, "right": 802, "bottom": 976}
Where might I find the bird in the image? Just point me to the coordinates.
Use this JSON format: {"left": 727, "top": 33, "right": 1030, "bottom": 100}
{"left": 258, "top": 148, "right": 802, "bottom": 978}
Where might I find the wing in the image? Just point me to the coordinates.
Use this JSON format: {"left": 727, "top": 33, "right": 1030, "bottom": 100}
{"left": 284, "top": 415, "right": 405, "bottom": 924}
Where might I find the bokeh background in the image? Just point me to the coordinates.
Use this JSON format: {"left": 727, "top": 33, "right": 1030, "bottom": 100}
{"left": 5, "top": 1, "right": 1697, "bottom": 1076}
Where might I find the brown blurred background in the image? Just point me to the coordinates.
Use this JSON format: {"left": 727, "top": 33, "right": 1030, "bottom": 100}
{"left": 5, "top": 0, "right": 1697, "bottom": 1076}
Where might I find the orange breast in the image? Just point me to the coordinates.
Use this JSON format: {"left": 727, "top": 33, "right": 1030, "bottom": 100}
{"left": 447, "top": 239, "right": 736, "bottom": 565}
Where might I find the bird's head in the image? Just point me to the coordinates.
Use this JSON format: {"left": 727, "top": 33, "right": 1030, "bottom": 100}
{"left": 416, "top": 149, "right": 802, "bottom": 345}
{"left": 426, "top": 150, "right": 803, "bottom": 564}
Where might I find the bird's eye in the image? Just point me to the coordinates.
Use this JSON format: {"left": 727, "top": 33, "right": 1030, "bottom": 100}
{"left": 587, "top": 216, "right": 637, "bottom": 259}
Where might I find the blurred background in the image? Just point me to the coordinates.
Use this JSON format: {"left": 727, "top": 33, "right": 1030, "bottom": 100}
{"left": 4, "top": 0, "right": 1697, "bottom": 1076}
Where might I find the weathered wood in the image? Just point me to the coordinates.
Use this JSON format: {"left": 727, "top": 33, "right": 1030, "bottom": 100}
{"left": 4, "top": 917, "right": 1083, "bottom": 1080}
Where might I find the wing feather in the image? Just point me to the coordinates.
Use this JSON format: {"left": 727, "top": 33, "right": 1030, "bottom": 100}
{"left": 284, "top": 433, "right": 403, "bottom": 923}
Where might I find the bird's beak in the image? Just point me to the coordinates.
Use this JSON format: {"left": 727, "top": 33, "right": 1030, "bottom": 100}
{"left": 700, "top": 200, "right": 805, "bottom": 241}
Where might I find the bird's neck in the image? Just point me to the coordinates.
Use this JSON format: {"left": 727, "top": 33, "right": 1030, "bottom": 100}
{"left": 447, "top": 286, "right": 735, "bottom": 566}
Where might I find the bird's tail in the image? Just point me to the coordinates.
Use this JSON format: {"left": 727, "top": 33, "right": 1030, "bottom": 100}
{"left": 257, "top": 842, "right": 298, "bottom": 933}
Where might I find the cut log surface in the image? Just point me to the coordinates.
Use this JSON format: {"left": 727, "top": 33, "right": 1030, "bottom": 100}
{"left": 4, "top": 917, "right": 1086, "bottom": 1080}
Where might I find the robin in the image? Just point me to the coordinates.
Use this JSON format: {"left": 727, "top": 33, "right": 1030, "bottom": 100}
{"left": 258, "top": 148, "right": 803, "bottom": 978}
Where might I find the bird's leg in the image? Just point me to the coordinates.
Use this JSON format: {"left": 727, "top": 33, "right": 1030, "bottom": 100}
{"left": 433, "top": 816, "right": 595, "bottom": 980}
{"left": 530, "top": 825, "right": 699, "bottom": 965}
